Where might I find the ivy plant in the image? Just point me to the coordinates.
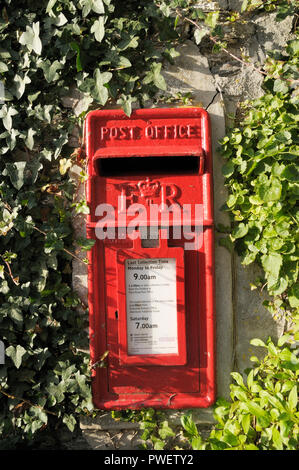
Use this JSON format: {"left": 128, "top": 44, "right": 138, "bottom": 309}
{"left": 0, "top": 0, "right": 182, "bottom": 448}
{"left": 242, "top": 0, "right": 299, "bottom": 20}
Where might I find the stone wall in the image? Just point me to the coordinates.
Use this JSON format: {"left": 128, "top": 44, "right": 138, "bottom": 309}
{"left": 68, "top": 4, "right": 295, "bottom": 450}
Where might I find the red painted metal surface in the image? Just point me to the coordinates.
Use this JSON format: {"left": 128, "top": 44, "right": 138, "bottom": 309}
{"left": 85, "top": 107, "right": 216, "bottom": 409}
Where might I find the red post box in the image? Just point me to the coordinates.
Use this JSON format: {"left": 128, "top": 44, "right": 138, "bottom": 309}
{"left": 85, "top": 107, "right": 215, "bottom": 409}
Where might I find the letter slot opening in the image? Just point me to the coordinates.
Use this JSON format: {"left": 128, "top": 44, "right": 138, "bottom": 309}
{"left": 96, "top": 155, "right": 201, "bottom": 176}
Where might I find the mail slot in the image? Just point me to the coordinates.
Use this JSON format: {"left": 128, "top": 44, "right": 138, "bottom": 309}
{"left": 85, "top": 107, "right": 215, "bottom": 409}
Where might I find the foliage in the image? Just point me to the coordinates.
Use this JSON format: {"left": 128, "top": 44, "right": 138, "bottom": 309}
{"left": 242, "top": 0, "right": 299, "bottom": 20}
{"left": 0, "top": 0, "right": 298, "bottom": 451}
{"left": 182, "top": 337, "right": 299, "bottom": 450}
{"left": 219, "top": 37, "right": 299, "bottom": 328}
{"left": 0, "top": 0, "right": 182, "bottom": 448}
{"left": 112, "top": 408, "right": 176, "bottom": 450}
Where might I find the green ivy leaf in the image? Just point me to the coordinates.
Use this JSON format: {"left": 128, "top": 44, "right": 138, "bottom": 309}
{"left": 46, "top": 0, "right": 57, "bottom": 13}
{"left": 0, "top": 61, "right": 8, "bottom": 73}
{"left": 118, "top": 34, "right": 139, "bottom": 51}
{"left": 19, "top": 22, "right": 42, "bottom": 55}
{"left": 194, "top": 27, "right": 209, "bottom": 45}
{"left": 116, "top": 93, "right": 136, "bottom": 117}
{"left": 0, "top": 105, "right": 18, "bottom": 131}
{"left": 76, "top": 237, "right": 96, "bottom": 250}
{"left": 8, "top": 305, "right": 23, "bottom": 328}
{"left": 13, "top": 73, "right": 31, "bottom": 99}
{"left": 261, "top": 253, "right": 283, "bottom": 281}
{"left": 92, "top": 68, "right": 112, "bottom": 105}
{"left": 80, "top": 0, "right": 105, "bottom": 17}
{"left": 39, "top": 60, "right": 64, "bottom": 83}
{"left": 25, "top": 128, "right": 37, "bottom": 150}
{"left": 205, "top": 11, "right": 219, "bottom": 29}
{"left": 143, "top": 62, "right": 167, "bottom": 91}
{"left": 91, "top": 17, "right": 105, "bottom": 43}
{"left": 6, "top": 161, "right": 27, "bottom": 190}
{"left": 6, "top": 345, "right": 27, "bottom": 369}
{"left": 63, "top": 414, "right": 77, "bottom": 432}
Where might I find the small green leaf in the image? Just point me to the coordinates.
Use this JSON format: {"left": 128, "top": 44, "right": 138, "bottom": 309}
{"left": 232, "top": 223, "right": 248, "bottom": 239}
{"left": 39, "top": 60, "right": 63, "bottom": 83}
{"left": 152, "top": 63, "right": 166, "bottom": 90}
{"left": 46, "top": 0, "right": 57, "bottom": 13}
{"left": 258, "top": 177, "right": 282, "bottom": 202}
{"left": 288, "top": 386, "right": 297, "bottom": 411}
{"left": 153, "top": 438, "right": 165, "bottom": 450}
{"left": 13, "top": 73, "right": 31, "bottom": 99}
{"left": 261, "top": 253, "right": 282, "bottom": 281}
{"left": 231, "top": 372, "right": 245, "bottom": 387}
{"left": 8, "top": 306, "right": 23, "bottom": 328}
{"left": 91, "top": 17, "right": 105, "bottom": 43}
{"left": 241, "top": 0, "right": 248, "bottom": 12}
{"left": 281, "top": 164, "right": 299, "bottom": 182}
{"left": 19, "top": 22, "right": 42, "bottom": 55}
{"left": 143, "top": 62, "right": 166, "bottom": 91}
{"left": 25, "top": 128, "right": 36, "bottom": 150}
{"left": 273, "top": 79, "right": 288, "bottom": 94}
{"left": 0, "top": 61, "right": 8, "bottom": 73}
{"left": 0, "top": 105, "right": 18, "bottom": 131}
{"left": 205, "top": 11, "right": 219, "bottom": 29}
{"left": 181, "top": 413, "right": 198, "bottom": 437}
{"left": 158, "top": 421, "right": 175, "bottom": 439}
{"left": 245, "top": 401, "right": 270, "bottom": 426}
{"left": 241, "top": 414, "right": 250, "bottom": 434}
{"left": 6, "top": 161, "right": 27, "bottom": 190}
{"left": 272, "top": 427, "right": 283, "bottom": 450}
{"left": 289, "top": 285, "right": 299, "bottom": 309}
{"left": 118, "top": 34, "right": 139, "bottom": 51}
{"left": 76, "top": 237, "right": 96, "bottom": 251}
{"left": 70, "top": 42, "right": 83, "bottom": 72}
{"left": 194, "top": 28, "right": 209, "bottom": 45}
{"left": 92, "top": 68, "right": 112, "bottom": 105}
{"left": 250, "top": 338, "right": 266, "bottom": 348}
{"left": 63, "top": 414, "right": 77, "bottom": 432}
{"left": 191, "top": 436, "right": 202, "bottom": 450}
{"left": 116, "top": 94, "right": 136, "bottom": 117}
{"left": 222, "top": 161, "right": 235, "bottom": 178}
{"left": 80, "top": 0, "right": 105, "bottom": 17}
{"left": 287, "top": 39, "right": 299, "bottom": 57}
{"left": 6, "top": 345, "right": 27, "bottom": 369}
{"left": 59, "top": 158, "right": 72, "bottom": 175}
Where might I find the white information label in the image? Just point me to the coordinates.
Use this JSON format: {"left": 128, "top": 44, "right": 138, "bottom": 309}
{"left": 125, "top": 258, "right": 178, "bottom": 356}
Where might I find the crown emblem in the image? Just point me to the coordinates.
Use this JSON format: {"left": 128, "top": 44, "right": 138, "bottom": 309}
{"left": 137, "top": 178, "right": 160, "bottom": 199}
